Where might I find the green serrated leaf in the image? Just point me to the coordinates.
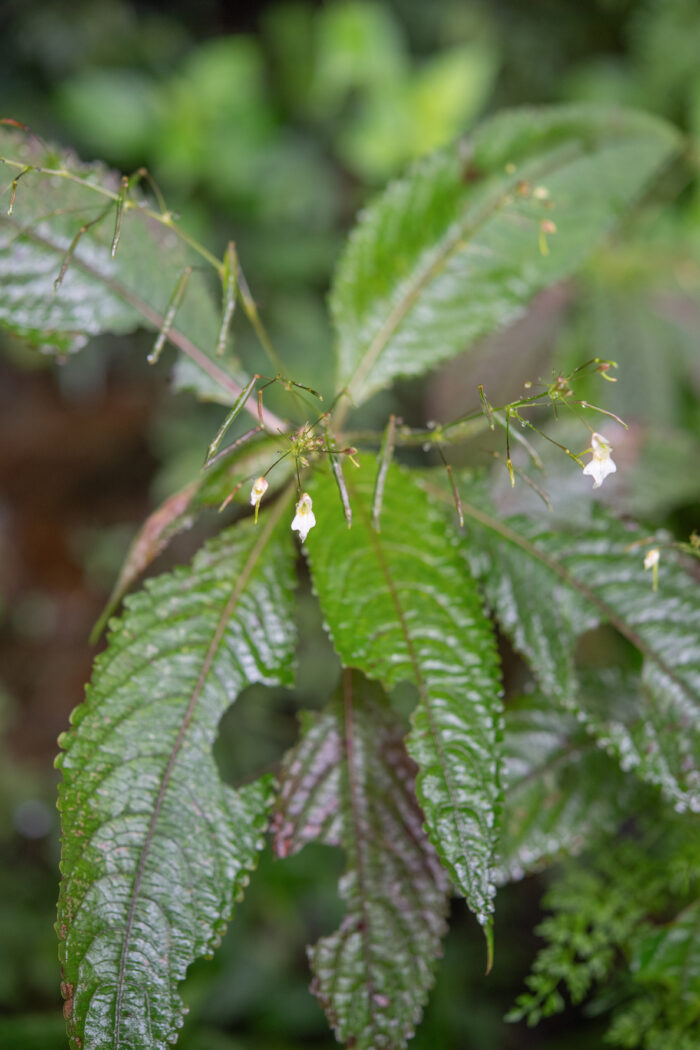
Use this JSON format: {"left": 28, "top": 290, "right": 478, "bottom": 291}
{"left": 331, "top": 104, "right": 680, "bottom": 408}
{"left": 56, "top": 500, "right": 296, "bottom": 1050}
{"left": 305, "top": 458, "right": 502, "bottom": 928}
{"left": 91, "top": 430, "right": 294, "bottom": 640}
{"left": 497, "top": 693, "right": 635, "bottom": 884}
{"left": 274, "top": 675, "right": 450, "bottom": 1050}
{"left": 463, "top": 503, "right": 700, "bottom": 811}
{"left": 0, "top": 128, "right": 246, "bottom": 405}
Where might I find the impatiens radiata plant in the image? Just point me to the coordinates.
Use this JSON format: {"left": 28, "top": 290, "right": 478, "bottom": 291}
{"left": 1, "top": 104, "right": 699, "bottom": 1050}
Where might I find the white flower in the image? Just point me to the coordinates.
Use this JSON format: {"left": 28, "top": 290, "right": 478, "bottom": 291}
{"left": 291, "top": 492, "right": 316, "bottom": 542}
{"left": 250, "top": 476, "right": 269, "bottom": 522}
{"left": 582, "top": 432, "right": 616, "bottom": 489}
{"left": 644, "top": 548, "right": 660, "bottom": 571}
{"left": 644, "top": 547, "right": 660, "bottom": 591}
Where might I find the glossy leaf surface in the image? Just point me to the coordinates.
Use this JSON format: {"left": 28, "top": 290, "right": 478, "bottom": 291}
{"left": 306, "top": 460, "right": 502, "bottom": 927}
{"left": 331, "top": 105, "right": 680, "bottom": 406}
{"left": 274, "top": 677, "right": 450, "bottom": 1050}
{"left": 465, "top": 505, "right": 700, "bottom": 811}
{"left": 0, "top": 128, "right": 244, "bottom": 404}
{"left": 57, "top": 507, "right": 296, "bottom": 1050}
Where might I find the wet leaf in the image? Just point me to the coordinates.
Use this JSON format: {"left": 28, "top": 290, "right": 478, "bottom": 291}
{"left": 332, "top": 105, "right": 680, "bottom": 407}
{"left": 274, "top": 676, "right": 450, "bottom": 1050}
{"left": 306, "top": 459, "right": 503, "bottom": 930}
{"left": 57, "top": 506, "right": 296, "bottom": 1050}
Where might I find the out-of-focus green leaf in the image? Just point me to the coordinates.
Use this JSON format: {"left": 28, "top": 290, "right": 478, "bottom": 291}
{"left": 306, "top": 458, "right": 502, "bottom": 930}
{"left": 331, "top": 104, "right": 680, "bottom": 408}
{"left": 312, "top": 1, "right": 407, "bottom": 113}
{"left": 56, "top": 69, "right": 160, "bottom": 165}
{"left": 274, "top": 677, "right": 450, "bottom": 1050}
{"left": 0, "top": 1015, "right": 68, "bottom": 1050}
{"left": 57, "top": 506, "right": 296, "bottom": 1050}
{"left": 336, "top": 43, "right": 498, "bottom": 183}
{"left": 155, "top": 37, "right": 275, "bottom": 202}
{"left": 409, "top": 44, "right": 497, "bottom": 155}
{"left": 632, "top": 900, "right": 700, "bottom": 1001}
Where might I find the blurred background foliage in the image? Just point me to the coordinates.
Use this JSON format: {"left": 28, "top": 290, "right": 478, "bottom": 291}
{"left": 0, "top": 1, "right": 698, "bottom": 1047}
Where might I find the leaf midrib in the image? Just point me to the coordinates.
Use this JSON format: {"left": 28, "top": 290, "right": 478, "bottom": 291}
{"left": 340, "top": 141, "right": 585, "bottom": 406}
{"left": 113, "top": 494, "right": 290, "bottom": 1047}
{"left": 456, "top": 496, "right": 694, "bottom": 707}
{"left": 348, "top": 477, "right": 478, "bottom": 901}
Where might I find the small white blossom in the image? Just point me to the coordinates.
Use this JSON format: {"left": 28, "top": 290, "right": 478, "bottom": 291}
{"left": 250, "top": 476, "right": 269, "bottom": 522}
{"left": 291, "top": 493, "right": 316, "bottom": 542}
{"left": 582, "top": 432, "right": 616, "bottom": 489}
{"left": 644, "top": 547, "right": 660, "bottom": 591}
{"left": 644, "top": 548, "right": 660, "bottom": 571}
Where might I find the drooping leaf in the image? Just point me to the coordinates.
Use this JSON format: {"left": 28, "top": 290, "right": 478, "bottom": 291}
{"left": 0, "top": 127, "right": 250, "bottom": 407}
{"left": 463, "top": 502, "right": 700, "bottom": 812}
{"left": 274, "top": 675, "right": 450, "bottom": 1050}
{"left": 306, "top": 459, "right": 503, "bottom": 930}
{"left": 331, "top": 105, "right": 680, "bottom": 407}
{"left": 497, "top": 692, "right": 635, "bottom": 885}
{"left": 56, "top": 501, "right": 296, "bottom": 1050}
{"left": 90, "top": 480, "right": 200, "bottom": 644}
{"left": 91, "top": 429, "right": 294, "bottom": 639}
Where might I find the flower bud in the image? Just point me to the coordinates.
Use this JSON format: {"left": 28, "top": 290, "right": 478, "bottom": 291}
{"left": 250, "top": 476, "right": 269, "bottom": 523}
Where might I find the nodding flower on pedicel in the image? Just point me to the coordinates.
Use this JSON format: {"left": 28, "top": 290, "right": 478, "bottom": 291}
{"left": 291, "top": 493, "right": 316, "bottom": 542}
{"left": 249, "top": 476, "right": 269, "bottom": 523}
{"left": 582, "top": 432, "right": 616, "bottom": 489}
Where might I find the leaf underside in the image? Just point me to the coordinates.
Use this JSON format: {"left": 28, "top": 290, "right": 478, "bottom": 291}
{"left": 306, "top": 459, "right": 503, "bottom": 926}
{"left": 57, "top": 509, "right": 296, "bottom": 1050}
{"left": 331, "top": 104, "right": 680, "bottom": 406}
{"left": 274, "top": 675, "right": 450, "bottom": 1050}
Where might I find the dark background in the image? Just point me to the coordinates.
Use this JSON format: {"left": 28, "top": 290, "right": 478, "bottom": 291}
{"left": 1, "top": 1, "right": 699, "bottom": 1047}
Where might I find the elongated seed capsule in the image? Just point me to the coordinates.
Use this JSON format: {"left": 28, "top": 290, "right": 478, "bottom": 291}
{"left": 284, "top": 377, "right": 323, "bottom": 401}
{"left": 110, "top": 175, "right": 129, "bottom": 258}
{"left": 372, "top": 414, "right": 397, "bottom": 532}
{"left": 205, "top": 376, "right": 258, "bottom": 465}
{"left": 203, "top": 426, "right": 262, "bottom": 470}
{"left": 479, "top": 384, "right": 495, "bottom": 430}
{"left": 54, "top": 203, "right": 113, "bottom": 291}
{"left": 8, "top": 166, "right": 32, "bottom": 216}
{"left": 216, "top": 241, "right": 238, "bottom": 357}
{"left": 436, "top": 446, "right": 463, "bottom": 527}
{"left": 326, "top": 435, "right": 352, "bottom": 528}
{"left": 148, "top": 266, "right": 192, "bottom": 365}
